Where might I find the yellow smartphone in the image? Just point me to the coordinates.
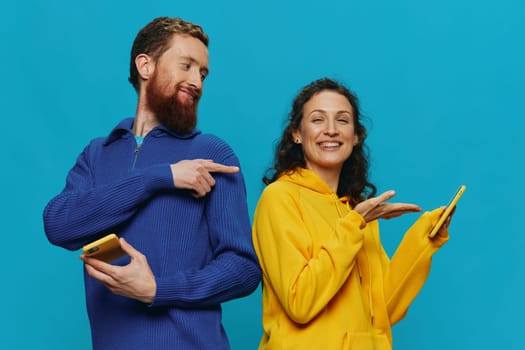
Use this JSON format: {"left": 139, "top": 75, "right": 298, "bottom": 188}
{"left": 428, "top": 185, "right": 466, "bottom": 238}
{"left": 82, "top": 233, "right": 125, "bottom": 263}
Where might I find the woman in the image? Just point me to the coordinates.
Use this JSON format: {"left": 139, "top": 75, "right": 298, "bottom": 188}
{"left": 252, "top": 78, "right": 452, "bottom": 349}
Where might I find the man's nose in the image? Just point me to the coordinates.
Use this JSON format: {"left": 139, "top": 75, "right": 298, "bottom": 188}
{"left": 187, "top": 69, "right": 203, "bottom": 89}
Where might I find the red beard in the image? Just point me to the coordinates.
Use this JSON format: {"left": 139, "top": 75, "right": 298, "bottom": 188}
{"left": 145, "top": 73, "right": 201, "bottom": 134}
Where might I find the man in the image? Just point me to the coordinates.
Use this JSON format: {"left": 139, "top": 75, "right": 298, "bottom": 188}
{"left": 43, "top": 17, "right": 261, "bottom": 349}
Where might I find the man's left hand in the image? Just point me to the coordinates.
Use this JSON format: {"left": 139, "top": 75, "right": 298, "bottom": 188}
{"left": 80, "top": 238, "right": 156, "bottom": 304}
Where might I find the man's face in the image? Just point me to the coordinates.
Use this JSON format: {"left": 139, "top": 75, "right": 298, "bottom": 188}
{"left": 145, "top": 34, "right": 209, "bottom": 133}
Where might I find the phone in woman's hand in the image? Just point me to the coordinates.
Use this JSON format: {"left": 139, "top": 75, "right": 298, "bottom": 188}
{"left": 428, "top": 185, "right": 466, "bottom": 238}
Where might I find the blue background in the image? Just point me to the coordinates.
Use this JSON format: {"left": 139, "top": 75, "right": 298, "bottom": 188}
{"left": 2, "top": 0, "right": 523, "bottom": 348}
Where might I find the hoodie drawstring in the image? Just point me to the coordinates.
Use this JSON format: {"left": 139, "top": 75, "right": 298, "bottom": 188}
{"left": 340, "top": 197, "right": 375, "bottom": 325}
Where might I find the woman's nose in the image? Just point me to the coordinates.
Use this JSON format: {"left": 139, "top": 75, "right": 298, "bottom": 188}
{"left": 324, "top": 119, "right": 338, "bottom": 135}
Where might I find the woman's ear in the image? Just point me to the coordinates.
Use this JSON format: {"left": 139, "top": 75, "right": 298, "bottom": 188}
{"left": 353, "top": 134, "right": 359, "bottom": 146}
{"left": 292, "top": 129, "right": 301, "bottom": 144}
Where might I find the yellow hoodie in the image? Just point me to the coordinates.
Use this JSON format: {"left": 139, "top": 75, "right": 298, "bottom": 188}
{"left": 252, "top": 169, "right": 449, "bottom": 349}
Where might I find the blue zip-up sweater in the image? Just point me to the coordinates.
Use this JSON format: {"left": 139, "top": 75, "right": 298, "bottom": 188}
{"left": 43, "top": 118, "right": 261, "bottom": 350}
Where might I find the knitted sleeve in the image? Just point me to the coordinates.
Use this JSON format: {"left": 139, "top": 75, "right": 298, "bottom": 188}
{"left": 43, "top": 143, "right": 174, "bottom": 250}
{"left": 151, "top": 142, "right": 261, "bottom": 307}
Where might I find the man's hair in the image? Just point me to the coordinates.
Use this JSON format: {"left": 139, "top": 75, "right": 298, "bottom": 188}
{"left": 128, "top": 17, "right": 209, "bottom": 92}
{"left": 264, "top": 78, "right": 377, "bottom": 205}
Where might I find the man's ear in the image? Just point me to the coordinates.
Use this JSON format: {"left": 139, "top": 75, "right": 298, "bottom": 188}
{"left": 135, "top": 54, "right": 154, "bottom": 81}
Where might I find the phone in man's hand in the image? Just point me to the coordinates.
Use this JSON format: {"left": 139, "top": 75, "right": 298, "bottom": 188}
{"left": 82, "top": 233, "right": 125, "bottom": 263}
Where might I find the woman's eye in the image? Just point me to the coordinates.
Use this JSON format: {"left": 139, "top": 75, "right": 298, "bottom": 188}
{"left": 181, "top": 63, "right": 191, "bottom": 70}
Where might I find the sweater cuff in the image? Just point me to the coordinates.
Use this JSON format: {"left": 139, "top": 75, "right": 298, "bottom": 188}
{"left": 142, "top": 164, "right": 174, "bottom": 194}
{"left": 149, "top": 275, "right": 180, "bottom": 307}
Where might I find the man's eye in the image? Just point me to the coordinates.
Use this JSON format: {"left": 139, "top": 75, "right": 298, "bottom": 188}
{"left": 200, "top": 73, "right": 207, "bottom": 81}
{"left": 181, "top": 63, "right": 191, "bottom": 70}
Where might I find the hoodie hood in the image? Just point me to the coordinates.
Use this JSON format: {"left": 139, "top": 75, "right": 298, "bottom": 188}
{"left": 278, "top": 168, "right": 335, "bottom": 195}
{"left": 278, "top": 168, "right": 351, "bottom": 205}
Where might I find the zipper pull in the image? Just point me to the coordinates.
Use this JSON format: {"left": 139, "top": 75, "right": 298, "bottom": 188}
{"left": 131, "top": 143, "right": 142, "bottom": 169}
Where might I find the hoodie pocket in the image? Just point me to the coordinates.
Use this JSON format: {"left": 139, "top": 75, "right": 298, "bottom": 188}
{"left": 342, "top": 331, "right": 391, "bottom": 350}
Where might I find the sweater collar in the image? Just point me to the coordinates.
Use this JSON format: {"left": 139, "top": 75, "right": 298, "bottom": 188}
{"left": 103, "top": 118, "right": 202, "bottom": 145}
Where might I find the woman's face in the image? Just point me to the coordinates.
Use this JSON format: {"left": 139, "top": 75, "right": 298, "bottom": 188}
{"left": 292, "top": 90, "right": 359, "bottom": 177}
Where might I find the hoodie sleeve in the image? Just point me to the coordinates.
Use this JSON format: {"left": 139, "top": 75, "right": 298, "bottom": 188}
{"left": 382, "top": 208, "right": 449, "bottom": 325}
{"left": 252, "top": 183, "right": 367, "bottom": 324}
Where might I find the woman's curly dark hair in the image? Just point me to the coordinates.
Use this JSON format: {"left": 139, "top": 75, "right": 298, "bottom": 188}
{"left": 264, "top": 78, "right": 376, "bottom": 205}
